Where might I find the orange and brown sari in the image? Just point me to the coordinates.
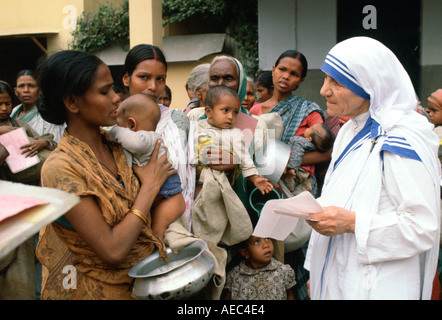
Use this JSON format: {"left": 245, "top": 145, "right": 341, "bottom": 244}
{"left": 36, "top": 131, "right": 164, "bottom": 300}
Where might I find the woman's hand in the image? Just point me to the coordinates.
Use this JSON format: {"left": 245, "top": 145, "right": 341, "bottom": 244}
{"left": 20, "top": 138, "right": 50, "bottom": 157}
{"left": 307, "top": 206, "right": 355, "bottom": 236}
{"left": 132, "top": 140, "right": 177, "bottom": 190}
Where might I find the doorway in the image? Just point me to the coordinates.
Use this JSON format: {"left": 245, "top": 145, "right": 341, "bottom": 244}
{"left": 337, "top": 0, "right": 421, "bottom": 95}
{"left": 0, "top": 37, "right": 47, "bottom": 105}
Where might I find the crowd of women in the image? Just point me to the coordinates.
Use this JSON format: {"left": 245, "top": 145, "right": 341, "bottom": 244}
{"left": 0, "top": 36, "right": 440, "bottom": 300}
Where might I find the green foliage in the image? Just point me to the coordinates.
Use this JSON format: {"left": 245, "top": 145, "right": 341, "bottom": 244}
{"left": 223, "top": 0, "right": 258, "bottom": 76}
{"left": 162, "top": 0, "right": 226, "bottom": 25}
{"left": 162, "top": 0, "right": 259, "bottom": 75}
{"left": 70, "top": 0, "right": 258, "bottom": 74}
{"left": 70, "top": 0, "right": 129, "bottom": 53}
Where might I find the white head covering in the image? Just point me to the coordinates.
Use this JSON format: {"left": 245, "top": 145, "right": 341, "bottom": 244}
{"left": 322, "top": 37, "right": 440, "bottom": 186}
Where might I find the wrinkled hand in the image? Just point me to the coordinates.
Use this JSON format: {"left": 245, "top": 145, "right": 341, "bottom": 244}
{"left": 307, "top": 206, "right": 355, "bottom": 236}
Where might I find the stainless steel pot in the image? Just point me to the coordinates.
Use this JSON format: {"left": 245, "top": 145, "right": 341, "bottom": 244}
{"left": 128, "top": 240, "right": 215, "bottom": 300}
{"left": 254, "top": 138, "right": 291, "bottom": 183}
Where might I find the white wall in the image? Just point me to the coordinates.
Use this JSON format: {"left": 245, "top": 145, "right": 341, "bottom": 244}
{"left": 296, "top": 0, "right": 337, "bottom": 69}
{"left": 421, "top": 0, "right": 442, "bottom": 66}
{"left": 258, "top": 0, "right": 337, "bottom": 71}
{"left": 258, "top": 0, "right": 296, "bottom": 70}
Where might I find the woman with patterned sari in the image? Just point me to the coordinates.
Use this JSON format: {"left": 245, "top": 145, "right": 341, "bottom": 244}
{"left": 258, "top": 50, "right": 328, "bottom": 196}
{"left": 35, "top": 50, "right": 175, "bottom": 299}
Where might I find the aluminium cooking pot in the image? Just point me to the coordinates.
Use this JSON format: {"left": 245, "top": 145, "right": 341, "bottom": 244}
{"left": 128, "top": 240, "right": 215, "bottom": 300}
{"left": 254, "top": 138, "right": 291, "bottom": 183}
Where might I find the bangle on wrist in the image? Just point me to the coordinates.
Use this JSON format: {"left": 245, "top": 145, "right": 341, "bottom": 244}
{"left": 129, "top": 209, "right": 148, "bottom": 225}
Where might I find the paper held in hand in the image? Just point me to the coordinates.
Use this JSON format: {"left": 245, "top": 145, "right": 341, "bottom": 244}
{"left": 252, "top": 191, "right": 323, "bottom": 241}
{"left": 0, "top": 127, "right": 39, "bottom": 173}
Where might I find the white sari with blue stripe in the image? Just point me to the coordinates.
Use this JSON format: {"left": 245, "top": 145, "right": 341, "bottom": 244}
{"left": 305, "top": 37, "right": 440, "bottom": 300}
{"left": 306, "top": 112, "right": 439, "bottom": 299}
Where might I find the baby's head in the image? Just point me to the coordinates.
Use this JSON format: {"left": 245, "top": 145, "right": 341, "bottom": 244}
{"left": 304, "top": 123, "right": 335, "bottom": 152}
{"left": 238, "top": 235, "right": 274, "bottom": 269}
{"left": 204, "top": 85, "right": 241, "bottom": 129}
{"left": 115, "top": 93, "right": 161, "bottom": 132}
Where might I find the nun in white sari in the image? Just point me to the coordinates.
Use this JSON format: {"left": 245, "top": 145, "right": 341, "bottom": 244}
{"left": 304, "top": 37, "right": 441, "bottom": 300}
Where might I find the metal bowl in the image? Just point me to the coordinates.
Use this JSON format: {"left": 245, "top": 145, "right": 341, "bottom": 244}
{"left": 128, "top": 240, "right": 215, "bottom": 300}
{"left": 254, "top": 139, "right": 291, "bottom": 183}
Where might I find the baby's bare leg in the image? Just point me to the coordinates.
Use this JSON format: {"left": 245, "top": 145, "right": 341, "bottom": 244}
{"left": 151, "top": 193, "right": 185, "bottom": 240}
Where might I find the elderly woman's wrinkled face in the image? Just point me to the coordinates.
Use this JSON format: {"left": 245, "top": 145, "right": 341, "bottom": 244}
{"left": 320, "top": 74, "right": 370, "bottom": 118}
{"left": 209, "top": 60, "right": 239, "bottom": 92}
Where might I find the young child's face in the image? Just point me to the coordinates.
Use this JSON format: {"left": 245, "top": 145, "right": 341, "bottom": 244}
{"left": 254, "top": 83, "right": 272, "bottom": 103}
{"left": 206, "top": 94, "right": 240, "bottom": 129}
{"left": 0, "top": 92, "right": 12, "bottom": 120}
{"left": 241, "top": 236, "right": 274, "bottom": 269}
{"left": 303, "top": 123, "right": 323, "bottom": 142}
{"left": 427, "top": 102, "right": 442, "bottom": 125}
{"left": 158, "top": 89, "right": 171, "bottom": 107}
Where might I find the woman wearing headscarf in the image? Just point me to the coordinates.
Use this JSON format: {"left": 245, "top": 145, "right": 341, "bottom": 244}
{"left": 187, "top": 55, "right": 250, "bottom": 122}
{"left": 305, "top": 37, "right": 440, "bottom": 300}
{"left": 187, "top": 56, "right": 281, "bottom": 277}
{"left": 188, "top": 55, "right": 255, "bottom": 180}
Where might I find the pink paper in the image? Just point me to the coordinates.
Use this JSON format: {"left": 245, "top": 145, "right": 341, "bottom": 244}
{"left": 0, "top": 127, "right": 39, "bottom": 173}
{"left": 234, "top": 112, "right": 258, "bottom": 149}
{"left": 0, "top": 194, "right": 49, "bottom": 222}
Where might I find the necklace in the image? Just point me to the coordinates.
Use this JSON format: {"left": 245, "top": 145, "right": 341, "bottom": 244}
{"left": 98, "top": 159, "right": 121, "bottom": 183}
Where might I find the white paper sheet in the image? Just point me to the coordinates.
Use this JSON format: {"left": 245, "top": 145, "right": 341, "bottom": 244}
{"left": 252, "top": 191, "right": 323, "bottom": 241}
